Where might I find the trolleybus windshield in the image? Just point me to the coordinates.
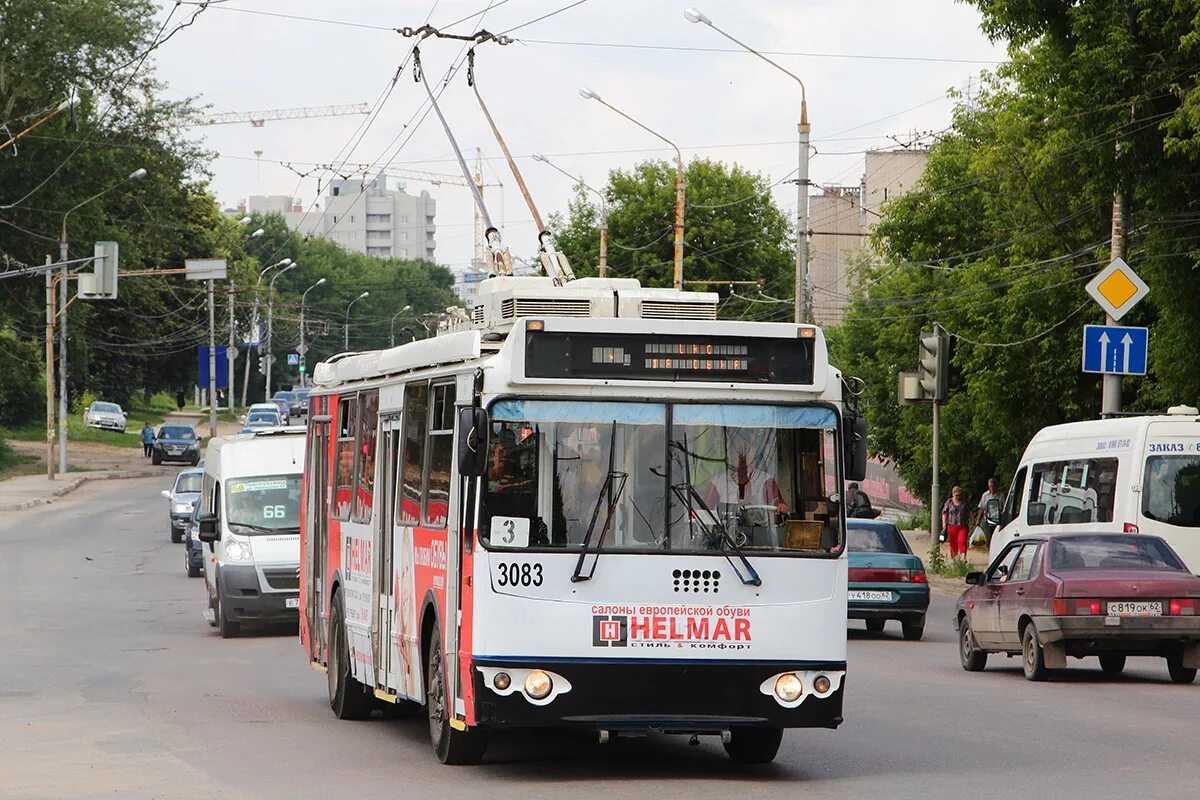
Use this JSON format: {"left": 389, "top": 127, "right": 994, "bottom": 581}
{"left": 481, "top": 400, "right": 841, "bottom": 555}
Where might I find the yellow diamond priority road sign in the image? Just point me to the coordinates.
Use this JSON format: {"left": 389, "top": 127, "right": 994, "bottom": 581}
{"left": 1086, "top": 258, "right": 1148, "bottom": 321}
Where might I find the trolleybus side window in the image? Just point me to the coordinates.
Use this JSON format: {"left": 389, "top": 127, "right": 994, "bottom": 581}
{"left": 400, "top": 382, "right": 428, "bottom": 526}
{"left": 424, "top": 383, "right": 454, "bottom": 528}
{"left": 335, "top": 395, "right": 357, "bottom": 521}
{"left": 353, "top": 389, "right": 379, "bottom": 524}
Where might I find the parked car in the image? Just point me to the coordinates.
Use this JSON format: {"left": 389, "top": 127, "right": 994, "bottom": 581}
{"left": 847, "top": 519, "right": 929, "bottom": 640}
{"left": 273, "top": 390, "right": 304, "bottom": 420}
{"left": 83, "top": 401, "right": 127, "bottom": 433}
{"left": 152, "top": 424, "right": 201, "bottom": 466}
{"left": 161, "top": 468, "right": 203, "bottom": 543}
{"left": 956, "top": 532, "right": 1200, "bottom": 682}
{"left": 185, "top": 501, "right": 204, "bottom": 577}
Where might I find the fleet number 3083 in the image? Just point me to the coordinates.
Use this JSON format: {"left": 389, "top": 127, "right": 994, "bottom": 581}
{"left": 495, "top": 562, "right": 544, "bottom": 587}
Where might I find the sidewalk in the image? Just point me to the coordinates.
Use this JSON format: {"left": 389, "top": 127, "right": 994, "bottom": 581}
{"left": 900, "top": 527, "right": 990, "bottom": 597}
{"left": 0, "top": 412, "right": 243, "bottom": 512}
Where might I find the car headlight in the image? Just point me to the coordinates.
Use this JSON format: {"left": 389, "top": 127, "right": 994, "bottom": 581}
{"left": 172, "top": 502, "right": 193, "bottom": 514}
{"left": 224, "top": 539, "right": 254, "bottom": 563}
{"left": 186, "top": 442, "right": 199, "bottom": 450}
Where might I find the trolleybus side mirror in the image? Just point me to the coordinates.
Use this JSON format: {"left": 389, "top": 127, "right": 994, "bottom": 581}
{"left": 197, "top": 514, "right": 220, "bottom": 542}
{"left": 844, "top": 416, "right": 868, "bottom": 482}
{"left": 457, "top": 407, "right": 490, "bottom": 478}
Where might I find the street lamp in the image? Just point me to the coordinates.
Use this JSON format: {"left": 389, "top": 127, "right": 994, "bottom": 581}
{"left": 54, "top": 166, "right": 147, "bottom": 477}
{"left": 265, "top": 262, "right": 297, "bottom": 400}
{"left": 240, "top": 257, "right": 292, "bottom": 407}
{"left": 344, "top": 291, "right": 369, "bottom": 350}
{"left": 579, "top": 87, "right": 684, "bottom": 290}
{"left": 390, "top": 304, "right": 413, "bottom": 347}
{"left": 532, "top": 152, "right": 609, "bottom": 277}
{"left": 684, "top": 7, "right": 811, "bottom": 323}
{"left": 300, "top": 277, "right": 327, "bottom": 386}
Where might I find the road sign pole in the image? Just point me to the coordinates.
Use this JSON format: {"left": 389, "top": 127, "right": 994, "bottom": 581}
{"left": 1102, "top": 188, "right": 1126, "bottom": 416}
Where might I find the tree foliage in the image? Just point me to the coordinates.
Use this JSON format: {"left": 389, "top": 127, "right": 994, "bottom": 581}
{"left": 832, "top": 0, "right": 1200, "bottom": 505}
{"left": 551, "top": 159, "right": 795, "bottom": 318}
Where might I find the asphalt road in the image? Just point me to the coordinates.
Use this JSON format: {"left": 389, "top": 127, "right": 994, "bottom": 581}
{"left": 2, "top": 478, "right": 1198, "bottom": 800}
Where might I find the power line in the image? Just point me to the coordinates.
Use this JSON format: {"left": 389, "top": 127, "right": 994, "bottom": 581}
{"left": 939, "top": 300, "right": 1091, "bottom": 347}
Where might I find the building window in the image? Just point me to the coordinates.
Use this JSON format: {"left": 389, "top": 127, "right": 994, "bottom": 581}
{"left": 399, "top": 216, "right": 409, "bottom": 224}
{"left": 329, "top": 232, "right": 338, "bottom": 241}
{"left": 399, "top": 232, "right": 408, "bottom": 241}
{"left": 332, "top": 215, "right": 338, "bottom": 224}
{"left": 349, "top": 215, "right": 356, "bottom": 223}
{"left": 399, "top": 248, "right": 408, "bottom": 258}
{"left": 367, "top": 214, "right": 391, "bottom": 224}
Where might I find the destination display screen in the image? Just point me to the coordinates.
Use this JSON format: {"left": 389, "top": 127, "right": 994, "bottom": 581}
{"left": 524, "top": 331, "right": 815, "bottom": 384}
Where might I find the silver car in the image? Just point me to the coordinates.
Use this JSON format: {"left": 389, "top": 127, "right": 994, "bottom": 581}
{"left": 161, "top": 468, "right": 203, "bottom": 543}
{"left": 83, "top": 401, "right": 127, "bottom": 433}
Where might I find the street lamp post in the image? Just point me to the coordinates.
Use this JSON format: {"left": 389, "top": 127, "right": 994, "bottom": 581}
{"left": 300, "top": 277, "right": 327, "bottom": 386}
{"left": 344, "top": 292, "right": 369, "bottom": 350}
{"left": 390, "top": 305, "right": 413, "bottom": 347}
{"left": 265, "top": 262, "right": 296, "bottom": 400}
{"left": 229, "top": 221, "right": 265, "bottom": 414}
{"left": 57, "top": 167, "right": 146, "bottom": 475}
{"left": 579, "top": 87, "right": 684, "bottom": 290}
{"left": 532, "top": 153, "right": 608, "bottom": 277}
{"left": 684, "top": 7, "right": 811, "bottom": 323}
{"left": 241, "top": 257, "right": 291, "bottom": 407}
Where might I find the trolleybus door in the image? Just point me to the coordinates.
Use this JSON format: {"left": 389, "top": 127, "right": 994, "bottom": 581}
{"left": 306, "top": 407, "right": 332, "bottom": 661}
{"left": 373, "top": 415, "right": 402, "bottom": 689}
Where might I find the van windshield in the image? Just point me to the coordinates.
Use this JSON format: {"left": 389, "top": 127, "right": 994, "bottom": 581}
{"left": 225, "top": 474, "right": 302, "bottom": 533}
{"left": 1143, "top": 456, "right": 1200, "bottom": 528}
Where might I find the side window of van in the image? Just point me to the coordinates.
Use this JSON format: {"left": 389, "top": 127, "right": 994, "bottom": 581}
{"left": 335, "top": 395, "right": 357, "bottom": 521}
{"left": 1027, "top": 458, "right": 1118, "bottom": 526}
{"left": 1003, "top": 467, "right": 1026, "bottom": 526}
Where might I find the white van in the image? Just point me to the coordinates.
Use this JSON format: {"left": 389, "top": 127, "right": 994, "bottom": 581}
{"left": 987, "top": 406, "right": 1200, "bottom": 572}
{"left": 197, "top": 427, "right": 306, "bottom": 637}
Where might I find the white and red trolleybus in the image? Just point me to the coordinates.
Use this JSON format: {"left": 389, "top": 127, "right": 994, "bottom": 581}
{"left": 300, "top": 276, "right": 867, "bottom": 764}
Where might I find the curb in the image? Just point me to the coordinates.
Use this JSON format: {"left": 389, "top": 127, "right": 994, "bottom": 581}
{"left": 0, "top": 469, "right": 163, "bottom": 513}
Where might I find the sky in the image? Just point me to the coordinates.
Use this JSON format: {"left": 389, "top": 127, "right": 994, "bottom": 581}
{"left": 152, "top": 0, "right": 1008, "bottom": 274}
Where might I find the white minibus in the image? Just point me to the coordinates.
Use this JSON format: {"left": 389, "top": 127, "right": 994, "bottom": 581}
{"left": 198, "top": 427, "right": 306, "bottom": 637}
{"left": 987, "top": 406, "right": 1200, "bottom": 572}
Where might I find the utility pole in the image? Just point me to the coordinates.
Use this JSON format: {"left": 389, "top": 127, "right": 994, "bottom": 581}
{"left": 227, "top": 281, "right": 236, "bottom": 415}
{"left": 207, "top": 279, "right": 218, "bottom": 439}
{"left": 797, "top": 113, "right": 812, "bottom": 324}
{"left": 44, "top": 256, "right": 55, "bottom": 479}
{"left": 57, "top": 240, "right": 68, "bottom": 476}
{"left": 1102, "top": 189, "right": 1125, "bottom": 416}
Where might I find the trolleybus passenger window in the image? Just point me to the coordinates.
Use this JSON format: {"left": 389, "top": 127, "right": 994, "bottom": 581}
{"left": 353, "top": 390, "right": 379, "bottom": 524}
{"left": 335, "top": 396, "right": 357, "bottom": 521}
{"left": 400, "top": 383, "right": 427, "bottom": 526}
{"left": 424, "top": 384, "right": 455, "bottom": 528}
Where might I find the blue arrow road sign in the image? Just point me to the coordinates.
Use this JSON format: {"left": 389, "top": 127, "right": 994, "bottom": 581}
{"left": 1082, "top": 324, "right": 1148, "bottom": 375}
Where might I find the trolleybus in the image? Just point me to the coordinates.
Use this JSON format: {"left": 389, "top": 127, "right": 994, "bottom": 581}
{"left": 300, "top": 276, "right": 867, "bottom": 764}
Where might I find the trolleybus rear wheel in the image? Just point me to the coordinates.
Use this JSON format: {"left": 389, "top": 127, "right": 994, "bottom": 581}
{"left": 723, "top": 727, "right": 783, "bottom": 764}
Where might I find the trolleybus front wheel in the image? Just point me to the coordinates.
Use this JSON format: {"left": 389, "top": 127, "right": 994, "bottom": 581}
{"left": 426, "top": 634, "right": 487, "bottom": 764}
{"left": 723, "top": 726, "right": 783, "bottom": 764}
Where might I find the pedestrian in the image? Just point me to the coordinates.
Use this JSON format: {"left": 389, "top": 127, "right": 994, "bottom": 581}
{"left": 942, "top": 486, "right": 970, "bottom": 560}
{"left": 140, "top": 421, "right": 155, "bottom": 458}
{"left": 846, "top": 482, "right": 876, "bottom": 519}
{"left": 974, "top": 477, "right": 1004, "bottom": 543}
{"left": 175, "top": 389, "right": 186, "bottom": 412}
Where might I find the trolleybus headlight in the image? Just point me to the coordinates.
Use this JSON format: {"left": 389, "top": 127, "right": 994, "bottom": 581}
{"left": 493, "top": 672, "right": 512, "bottom": 691}
{"left": 774, "top": 673, "right": 803, "bottom": 702}
{"left": 524, "top": 670, "right": 553, "bottom": 700}
{"left": 813, "top": 675, "right": 832, "bottom": 694}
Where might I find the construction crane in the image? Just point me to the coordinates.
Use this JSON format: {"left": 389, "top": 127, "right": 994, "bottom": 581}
{"left": 197, "top": 103, "right": 371, "bottom": 127}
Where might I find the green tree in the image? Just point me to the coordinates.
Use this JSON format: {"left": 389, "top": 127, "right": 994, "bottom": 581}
{"left": 551, "top": 159, "right": 794, "bottom": 317}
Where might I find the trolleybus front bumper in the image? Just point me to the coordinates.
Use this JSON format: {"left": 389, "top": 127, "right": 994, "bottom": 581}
{"left": 472, "top": 658, "right": 845, "bottom": 731}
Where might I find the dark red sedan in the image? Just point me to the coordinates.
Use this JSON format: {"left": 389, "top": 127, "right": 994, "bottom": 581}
{"left": 955, "top": 533, "right": 1200, "bottom": 682}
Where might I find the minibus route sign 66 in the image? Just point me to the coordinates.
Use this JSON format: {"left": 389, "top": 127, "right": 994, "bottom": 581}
{"left": 591, "top": 605, "right": 753, "bottom": 652}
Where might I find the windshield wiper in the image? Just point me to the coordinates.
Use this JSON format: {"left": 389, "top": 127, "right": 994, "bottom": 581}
{"left": 571, "top": 421, "right": 628, "bottom": 583}
{"left": 670, "top": 437, "right": 762, "bottom": 587}
{"left": 228, "top": 522, "right": 297, "bottom": 534}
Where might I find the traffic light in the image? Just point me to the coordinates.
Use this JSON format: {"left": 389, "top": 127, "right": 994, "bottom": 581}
{"left": 917, "top": 328, "right": 950, "bottom": 402}
{"left": 77, "top": 241, "right": 119, "bottom": 299}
